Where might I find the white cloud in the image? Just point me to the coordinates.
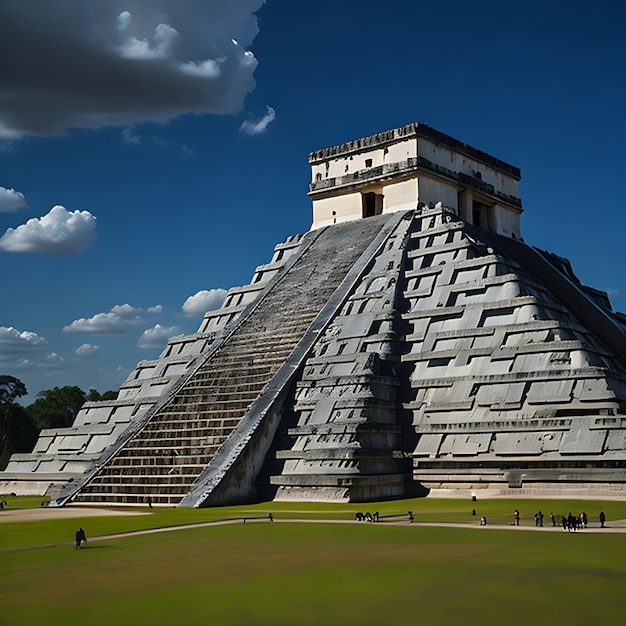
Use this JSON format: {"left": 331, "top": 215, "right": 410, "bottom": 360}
{"left": 239, "top": 105, "right": 276, "bottom": 136}
{"left": 4, "top": 357, "right": 36, "bottom": 371}
{"left": 122, "top": 127, "right": 140, "bottom": 144}
{"left": 0, "top": 205, "right": 96, "bottom": 254}
{"left": 75, "top": 343, "right": 100, "bottom": 357}
{"left": 0, "top": 1, "right": 265, "bottom": 139}
{"left": 138, "top": 324, "right": 179, "bottom": 348}
{"left": 0, "top": 186, "right": 27, "bottom": 212}
{"left": 0, "top": 326, "right": 47, "bottom": 354}
{"left": 182, "top": 289, "right": 228, "bottom": 317}
{"left": 0, "top": 329, "right": 70, "bottom": 383}
{"left": 180, "top": 59, "right": 223, "bottom": 78}
{"left": 117, "top": 11, "right": 179, "bottom": 60}
{"left": 64, "top": 304, "right": 163, "bottom": 335}
{"left": 42, "top": 353, "right": 65, "bottom": 366}
{"left": 4, "top": 354, "right": 65, "bottom": 373}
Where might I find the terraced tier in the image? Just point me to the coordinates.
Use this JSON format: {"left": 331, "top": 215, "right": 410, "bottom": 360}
{"left": 72, "top": 214, "right": 395, "bottom": 505}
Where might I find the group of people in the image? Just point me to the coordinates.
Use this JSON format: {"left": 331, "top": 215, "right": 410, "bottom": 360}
{"left": 512, "top": 509, "right": 606, "bottom": 530}
{"left": 560, "top": 512, "right": 587, "bottom": 531}
{"left": 353, "top": 511, "right": 416, "bottom": 523}
{"left": 354, "top": 511, "right": 380, "bottom": 522}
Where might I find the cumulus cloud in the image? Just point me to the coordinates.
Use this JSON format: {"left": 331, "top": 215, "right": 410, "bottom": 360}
{"left": 0, "top": 205, "right": 96, "bottom": 254}
{"left": 74, "top": 343, "right": 100, "bottom": 357}
{"left": 0, "top": 186, "right": 27, "bottom": 212}
{"left": 6, "top": 354, "right": 65, "bottom": 373}
{"left": 182, "top": 288, "right": 228, "bottom": 317}
{"left": 4, "top": 357, "right": 36, "bottom": 371}
{"left": 0, "top": 1, "right": 265, "bottom": 139}
{"left": 64, "top": 304, "right": 163, "bottom": 335}
{"left": 42, "top": 353, "right": 65, "bottom": 366}
{"left": 0, "top": 326, "right": 47, "bottom": 354}
{"left": 117, "top": 11, "right": 179, "bottom": 60}
{"left": 239, "top": 105, "right": 275, "bottom": 135}
{"left": 137, "top": 323, "right": 179, "bottom": 348}
{"left": 122, "top": 127, "right": 140, "bottom": 144}
{"left": 0, "top": 328, "right": 71, "bottom": 380}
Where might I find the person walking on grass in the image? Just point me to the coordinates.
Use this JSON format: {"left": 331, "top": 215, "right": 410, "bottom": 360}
{"left": 75, "top": 528, "right": 87, "bottom": 549}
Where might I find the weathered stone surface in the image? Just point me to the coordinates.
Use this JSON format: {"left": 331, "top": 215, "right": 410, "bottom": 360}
{"left": 3, "top": 122, "right": 626, "bottom": 504}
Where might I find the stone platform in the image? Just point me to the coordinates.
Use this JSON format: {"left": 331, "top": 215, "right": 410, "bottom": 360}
{"left": 3, "top": 122, "right": 626, "bottom": 506}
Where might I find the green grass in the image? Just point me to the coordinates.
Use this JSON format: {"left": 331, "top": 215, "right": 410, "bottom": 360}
{"left": 0, "top": 494, "right": 50, "bottom": 509}
{"left": 2, "top": 497, "right": 626, "bottom": 625}
{"left": 2, "top": 494, "right": 621, "bottom": 549}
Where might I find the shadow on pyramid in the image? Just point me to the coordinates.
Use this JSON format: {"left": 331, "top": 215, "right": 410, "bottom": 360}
{"left": 3, "top": 122, "right": 626, "bottom": 506}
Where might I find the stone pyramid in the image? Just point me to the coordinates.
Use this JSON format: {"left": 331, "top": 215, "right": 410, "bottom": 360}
{"left": 3, "top": 122, "right": 626, "bottom": 506}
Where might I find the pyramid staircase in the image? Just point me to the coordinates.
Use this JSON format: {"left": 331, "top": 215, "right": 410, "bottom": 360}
{"left": 60, "top": 212, "right": 404, "bottom": 506}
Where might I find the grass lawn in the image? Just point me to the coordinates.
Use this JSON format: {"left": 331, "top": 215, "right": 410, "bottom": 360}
{"left": 2, "top": 496, "right": 626, "bottom": 625}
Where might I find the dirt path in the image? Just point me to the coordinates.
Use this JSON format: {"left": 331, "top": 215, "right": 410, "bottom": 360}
{"left": 0, "top": 507, "right": 148, "bottom": 523}
{"left": 3, "top": 511, "right": 626, "bottom": 555}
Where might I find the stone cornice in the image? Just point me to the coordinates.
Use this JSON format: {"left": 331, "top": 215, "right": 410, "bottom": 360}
{"left": 309, "top": 122, "right": 521, "bottom": 180}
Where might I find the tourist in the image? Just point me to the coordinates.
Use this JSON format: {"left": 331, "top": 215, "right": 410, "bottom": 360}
{"left": 514, "top": 509, "right": 520, "bottom": 526}
{"left": 567, "top": 512, "right": 577, "bottom": 531}
{"left": 599, "top": 511, "right": 606, "bottom": 528}
{"left": 534, "top": 511, "right": 544, "bottom": 527}
{"left": 550, "top": 512, "right": 556, "bottom": 527}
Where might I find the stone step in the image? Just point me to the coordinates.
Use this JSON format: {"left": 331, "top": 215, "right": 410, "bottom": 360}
{"left": 74, "top": 215, "right": 394, "bottom": 505}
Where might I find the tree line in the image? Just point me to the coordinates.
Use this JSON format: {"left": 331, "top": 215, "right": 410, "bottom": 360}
{"left": 0, "top": 375, "right": 118, "bottom": 470}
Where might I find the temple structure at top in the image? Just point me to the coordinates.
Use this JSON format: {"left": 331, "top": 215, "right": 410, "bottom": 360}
{"left": 3, "top": 122, "right": 626, "bottom": 507}
{"left": 308, "top": 122, "right": 522, "bottom": 237}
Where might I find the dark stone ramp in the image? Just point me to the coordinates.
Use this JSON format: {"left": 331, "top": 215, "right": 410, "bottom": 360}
{"left": 62, "top": 212, "right": 406, "bottom": 506}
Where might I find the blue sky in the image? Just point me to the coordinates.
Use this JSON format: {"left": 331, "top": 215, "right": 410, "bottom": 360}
{"left": 1, "top": 0, "right": 624, "bottom": 402}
